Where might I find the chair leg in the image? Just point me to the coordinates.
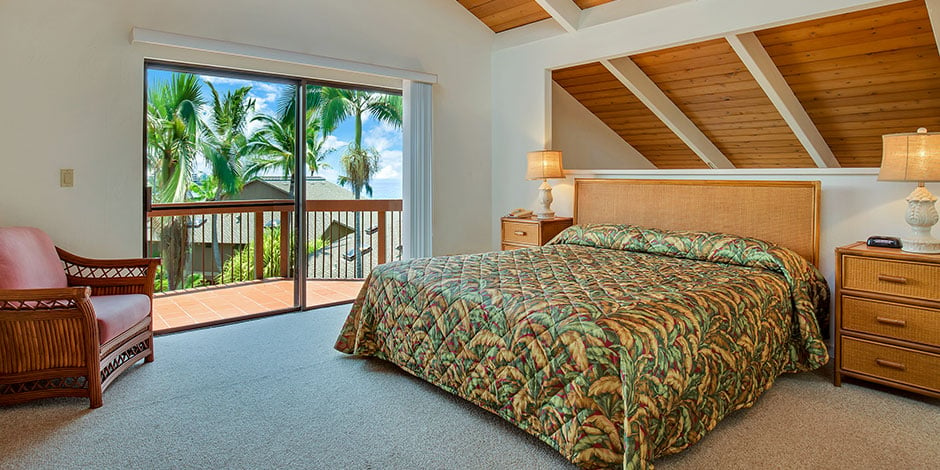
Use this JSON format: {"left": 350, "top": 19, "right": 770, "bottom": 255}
{"left": 145, "top": 335, "right": 154, "bottom": 362}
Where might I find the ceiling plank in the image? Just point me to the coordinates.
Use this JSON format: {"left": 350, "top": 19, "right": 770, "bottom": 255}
{"left": 602, "top": 58, "right": 735, "bottom": 169}
{"left": 534, "top": 0, "right": 582, "bottom": 32}
{"left": 926, "top": 0, "right": 940, "bottom": 49}
{"left": 726, "top": 33, "right": 840, "bottom": 168}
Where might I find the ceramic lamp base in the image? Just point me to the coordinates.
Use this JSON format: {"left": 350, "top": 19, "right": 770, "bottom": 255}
{"left": 535, "top": 180, "right": 555, "bottom": 219}
{"left": 901, "top": 185, "right": 940, "bottom": 254}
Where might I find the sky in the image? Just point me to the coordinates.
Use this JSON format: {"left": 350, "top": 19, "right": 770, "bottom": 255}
{"left": 146, "top": 69, "right": 403, "bottom": 199}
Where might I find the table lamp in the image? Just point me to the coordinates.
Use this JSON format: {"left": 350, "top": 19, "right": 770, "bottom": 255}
{"left": 526, "top": 150, "right": 565, "bottom": 219}
{"left": 878, "top": 127, "right": 940, "bottom": 253}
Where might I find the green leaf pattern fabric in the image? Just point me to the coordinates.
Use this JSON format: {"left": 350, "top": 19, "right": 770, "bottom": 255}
{"left": 335, "top": 224, "right": 830, "bottom": 469}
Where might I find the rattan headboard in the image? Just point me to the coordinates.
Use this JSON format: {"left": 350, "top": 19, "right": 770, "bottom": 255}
{"left": 574, "top": 179, "right": 821, "bottom": 266}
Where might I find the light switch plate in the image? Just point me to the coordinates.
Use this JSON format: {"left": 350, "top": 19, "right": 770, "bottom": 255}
{"left": 60, "top": 169, "right": 74, "bottom": 187}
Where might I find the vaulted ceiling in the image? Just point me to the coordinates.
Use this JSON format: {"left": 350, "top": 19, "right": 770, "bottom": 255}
{"left": 457, "top": 0, "right": 616, "bottom": 32}
{"left": 462, "top": 0, "right": 940, "bottom": 169}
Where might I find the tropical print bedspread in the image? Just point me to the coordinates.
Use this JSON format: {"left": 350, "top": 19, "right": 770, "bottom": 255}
{"left": 335, "top": 224, "right": 829, "bottom": 469}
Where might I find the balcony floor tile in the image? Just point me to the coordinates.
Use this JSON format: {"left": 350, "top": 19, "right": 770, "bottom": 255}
{"left": 153, "top": 280, "right": 362, "bottom": 333}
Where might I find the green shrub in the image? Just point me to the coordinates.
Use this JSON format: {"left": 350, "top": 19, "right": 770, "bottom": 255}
{"left": 218, "top": 226, "right": 323, "bottom": 283}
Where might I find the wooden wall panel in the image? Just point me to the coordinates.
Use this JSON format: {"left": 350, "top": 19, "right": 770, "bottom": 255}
{"left": 553, "top": 63, "right": 705, "bottom": 169}
{"left": 457, "top": 0, "right": 550, "bottom": 33}
{"left": 756, "top": 0, "right": 940, "bottom": 167}
{"left": 631, "top": 39, "right": 815, "bottom": 168}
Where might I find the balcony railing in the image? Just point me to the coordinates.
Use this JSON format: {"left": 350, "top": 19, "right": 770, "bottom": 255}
{"left": 146, "top": 199, "right": 403, "bottom": 294}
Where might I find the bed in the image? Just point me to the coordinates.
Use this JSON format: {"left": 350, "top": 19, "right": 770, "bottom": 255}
{"left": 334, "top": 179, "right": 829, "bottom": 469}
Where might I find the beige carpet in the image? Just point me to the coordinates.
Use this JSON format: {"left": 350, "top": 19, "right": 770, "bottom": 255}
{"left": 1, "top": 305, "right": 937, "bottom": 469}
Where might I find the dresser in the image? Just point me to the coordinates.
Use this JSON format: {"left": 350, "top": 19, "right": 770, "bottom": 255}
{"left": 834, "top": 242, "right": 940, "bottom": 398}
{"left": 500, "top": 217, "right": 573, "bottom": 250}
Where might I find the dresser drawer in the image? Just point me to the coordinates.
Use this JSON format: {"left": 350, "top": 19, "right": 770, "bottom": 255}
{"left": 842, "top": 296, "right": 940, "bottom": 347}
{"left": 842, "top": 256, "right": 940, "bottom": 301}
{"left": 502, "top": 221, "right": 539, "bottom": 245}
{"left": 841, "top": 337, "right": 940, "bottom": 392}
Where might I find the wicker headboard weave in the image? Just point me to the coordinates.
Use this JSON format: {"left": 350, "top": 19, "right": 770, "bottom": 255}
{"left": 574, "top": 179, "right": 821, "bottom": 266}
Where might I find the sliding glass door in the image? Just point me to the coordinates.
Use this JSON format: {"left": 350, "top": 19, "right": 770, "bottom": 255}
{"left": 143, "top": 62, "right": 406, "bottom": 330}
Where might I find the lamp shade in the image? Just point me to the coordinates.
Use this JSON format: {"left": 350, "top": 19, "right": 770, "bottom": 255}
{"left": 879, "top": 128, "right": 940, "bottom": 182}
{"left": 526, "top": 150, "right": 564, "bottom": 180}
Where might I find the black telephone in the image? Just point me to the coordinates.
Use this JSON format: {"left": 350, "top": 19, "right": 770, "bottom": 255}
{"left": 866, "top": 236, "right": 902, "bottom": 249}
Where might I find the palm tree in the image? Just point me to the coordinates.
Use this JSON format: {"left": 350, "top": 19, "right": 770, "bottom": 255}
{"left": 147, "top": 74, "right": 203, "bottom": 203}
{"left": 317, "top": 88, "right": 402, "bottom": 277}
{"left": 201, "top": 82, "right": 255, "bottom": 272}
{"left": 146, "top": 73, "right": 204, "bottom": 290}
{"left": 337, "top": 146, "right": 381, "bottom": 199}
{"left": 245, "top": 107, "right": 333, "bottom": 188}
{"left": 318, "top": 88, "right": 402, "bottom": 152}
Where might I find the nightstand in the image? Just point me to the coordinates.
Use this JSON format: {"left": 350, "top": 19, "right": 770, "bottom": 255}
{"left": 834, "top": 242, "right": 940, "bottom": 398}
{"left": 500, "top": 217, "right": 573, "bottom": 250}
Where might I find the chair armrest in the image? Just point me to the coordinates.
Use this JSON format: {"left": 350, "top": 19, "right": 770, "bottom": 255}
{"left": 56, "top": 248, "right": 161, "bottom": 297}
{"left": 0, "top": 287, "right": 99, "bottom": 377}
{"left": 0, "top": 287, "right": 94, "bottom": 329}
{"left": 0, "top": 286, "right": 91, "bottom": 307}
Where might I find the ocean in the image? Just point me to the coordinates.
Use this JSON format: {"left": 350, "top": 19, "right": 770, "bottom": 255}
{"left": 364, "top": 178, "right": 402, "bottom": 200}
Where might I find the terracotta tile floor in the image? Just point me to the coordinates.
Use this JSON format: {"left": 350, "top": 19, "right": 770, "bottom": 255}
{"left": 153, "top": 279, "right": 363, "bottom": 332}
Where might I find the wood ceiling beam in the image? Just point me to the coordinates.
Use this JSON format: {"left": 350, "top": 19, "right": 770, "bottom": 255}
{"left": 494, "top": 0, "right": 694, "bottom": 49}
{"left": 926, "top": 0, "right": 940, "bottom": 52}
{"left": 726, "top": 33, "right": 841, "bottom": 168}
{"left": 580, "top": 0, "right": 694, "bottom": 29}
{"left": 534, "top": 0, "right": 582, "bottom": 33}
{"left": 602, "top": 58, "right": 736, "bottom": 169}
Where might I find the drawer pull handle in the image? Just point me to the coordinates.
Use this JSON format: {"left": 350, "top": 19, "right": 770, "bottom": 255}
{"left": 875, "top": 316, "right": 907, "bottom": 327}
{"left": 875, "top": 358, "right": 906, "bottom": 371}
{"left": 876, "top": 274, "right": 908, "bottom": 284}
{"left": 513, "top": 231, "right": 527, "bottom": 236}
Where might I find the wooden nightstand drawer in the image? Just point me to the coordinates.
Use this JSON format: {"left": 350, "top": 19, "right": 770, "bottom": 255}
{"left": 842, "top": 256, "right": 940, "bottom": 301}
{"left": 841, "top": 337, "right": 940, "bottom": 392}
{"left": 842, "top": 296, "right": 940, "bottom": 347}
{"left": 502, "top": 221, "right": 540, "bottom": 245}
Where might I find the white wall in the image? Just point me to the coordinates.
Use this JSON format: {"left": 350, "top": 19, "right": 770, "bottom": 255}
{"left": 490, "top": 0, "right": 919, "bottom": 291}
{"left": 551, "top": 83, "right": 654, "bottom": 170}
{"left": 0, "top": 0, "right": 494, "bottom": 257}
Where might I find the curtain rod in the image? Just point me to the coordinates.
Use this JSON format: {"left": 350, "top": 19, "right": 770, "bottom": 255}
{"left": 131, "top": 27, "right": 438, "bottom": 84}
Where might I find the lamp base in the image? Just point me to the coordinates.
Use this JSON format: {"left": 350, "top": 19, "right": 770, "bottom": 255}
{"left": 535, "top": 180, "right": 555, "bottom": 219}
{"left": 901, "top": 185, "right": 940, "bottom": 254}
{"left": 900, "top": 237, "right": 940, "bottom": 254}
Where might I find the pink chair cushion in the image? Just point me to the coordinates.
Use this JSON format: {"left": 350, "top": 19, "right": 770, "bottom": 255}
{"left": 91, "top": 294, "right": 151, "bottom": 344}
{"left": 0, "top": 227, "right": 68, "bottom": 290}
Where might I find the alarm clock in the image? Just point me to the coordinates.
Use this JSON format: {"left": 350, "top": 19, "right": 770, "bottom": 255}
{"left": 866, "top": 236, "right": 902, "bottom": 249}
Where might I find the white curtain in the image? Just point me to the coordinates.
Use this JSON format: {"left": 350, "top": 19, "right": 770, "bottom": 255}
{"left": 402, "top": 80, "right": 433, "bottom": 258}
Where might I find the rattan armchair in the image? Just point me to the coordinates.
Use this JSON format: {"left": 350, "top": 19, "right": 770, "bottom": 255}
{"left": 0, "top": 227, "right": 159, "bottom": 408}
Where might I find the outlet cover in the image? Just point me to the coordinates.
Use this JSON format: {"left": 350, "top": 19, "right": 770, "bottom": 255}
{"left": 60, "top": 169, "right": 74, "bottom": 188}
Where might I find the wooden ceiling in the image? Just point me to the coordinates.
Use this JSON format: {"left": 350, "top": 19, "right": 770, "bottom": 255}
{"left": 756, "top": 0, "right": 940, "bottom": 167}
{"left": 552, "top": 63, "right": 706, "bottom": 169}
{"left": 458, "top": 0, "right": 616, "bottom": 33}
{"left": 631, "top": 39, "right": 816, "bottom": 168}
{"left": 552, "top": 0, "right": 940, "bottom": 169}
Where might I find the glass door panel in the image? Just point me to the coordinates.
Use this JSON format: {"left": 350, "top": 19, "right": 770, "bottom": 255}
{"left": 301, "top": 84, "right": 404, "bottom": 309}
{"left": 144, "top": 65, "right": 301, "bottom": 331}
